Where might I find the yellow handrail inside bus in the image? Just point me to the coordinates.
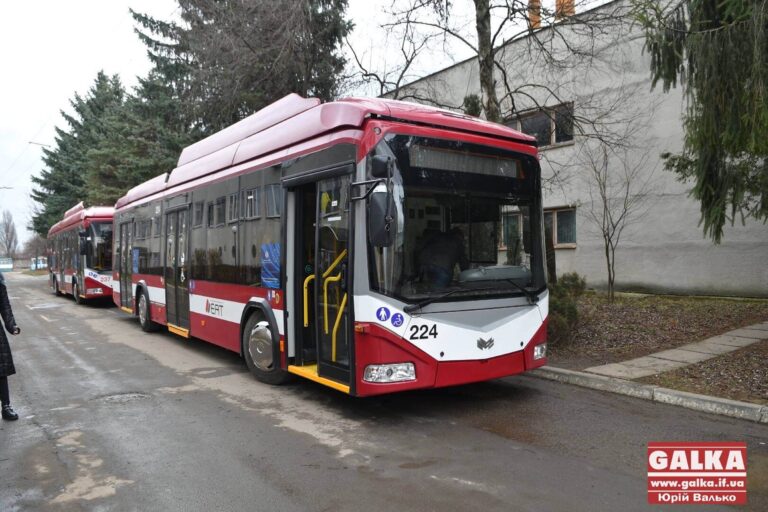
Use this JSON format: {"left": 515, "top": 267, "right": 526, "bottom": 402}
{"left": 332, "top": 293, "right": 348, "bottom": 362}
{"left": 322, "top": 249, "right": 347, "bottom": 278}
{"left": 303, "top": 274, "right": 315, "bottom": 327}
{"left": 323, "top": 273, "right": 342, "bottom": 333}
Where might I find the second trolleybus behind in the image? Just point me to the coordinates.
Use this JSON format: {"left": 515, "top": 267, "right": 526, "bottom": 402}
{"left": 112, "top": 94, "right": 549, "bottom": 396}
{"left": 48, "top": 202, "right": 114, "bottom": 303}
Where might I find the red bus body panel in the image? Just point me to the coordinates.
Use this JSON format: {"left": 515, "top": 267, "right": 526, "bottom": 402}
{"left": 353, "top": 321, "right": 548, "bottom": 397}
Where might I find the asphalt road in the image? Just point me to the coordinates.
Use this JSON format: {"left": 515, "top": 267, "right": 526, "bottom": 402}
{"left": 1, "top": 272, "right": 766, "bottom": 511}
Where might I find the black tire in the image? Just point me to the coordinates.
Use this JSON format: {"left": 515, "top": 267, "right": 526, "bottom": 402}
{"left": 73, "top": 280, "right": 83, "bottom": 305}
{"left": 242, "top": 312, "right": 291, "bottom": 385}
{"left": 137, "top": 287, "right": 160, "bottom": 332}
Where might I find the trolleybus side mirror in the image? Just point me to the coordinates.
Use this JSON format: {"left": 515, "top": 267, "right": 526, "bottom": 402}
{"left": 351, "top": 155, "right": 392, "bottom": 201}
{"left": 368, "top": 189, "right": 396, "bottom": 247}
{"left": 370, "top": 155, "right": 391, "bottom": 179}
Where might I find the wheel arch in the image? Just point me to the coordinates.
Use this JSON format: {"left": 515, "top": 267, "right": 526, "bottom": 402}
{"left": 134, "top": 279, "right": 148, "bottom": 317}
{"left": 240, "top": 298, "right": 281, "bottom": 361}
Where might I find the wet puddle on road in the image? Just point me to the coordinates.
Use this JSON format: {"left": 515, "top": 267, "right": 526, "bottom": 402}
{"left": 94, "top": 392, "right": 152, "bottom": 404}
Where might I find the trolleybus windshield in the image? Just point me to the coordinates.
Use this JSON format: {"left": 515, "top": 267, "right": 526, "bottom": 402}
{"left": 89, "top": 221, "right": 113, "bottom": 271}
{"left": 368, "top": 134, "right": 545, "bottom": 304}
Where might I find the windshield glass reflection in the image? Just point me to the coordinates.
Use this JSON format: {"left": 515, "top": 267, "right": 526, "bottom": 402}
{"left": 368, "top": 135, "right": 545, "bottom": 303}
{"left": 89, "top": 221, "right": 113, "bottom": 271}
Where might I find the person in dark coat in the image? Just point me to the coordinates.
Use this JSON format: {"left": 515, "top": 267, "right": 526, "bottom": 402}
{"left": 0, "top": 272, "right": 21, "bottom": 421}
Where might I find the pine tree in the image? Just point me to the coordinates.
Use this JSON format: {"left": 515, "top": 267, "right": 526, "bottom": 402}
{"left": 84, "top": 72, "right": 197, "bottom": 205}
{"left": 633, "top": 0, "right": 768, "bottom": 242}
{"left": 30, "top": 72, "right": 125, "bottom": 235}
{"left": 133, "top": 0, "right": 352, "bottom": 134}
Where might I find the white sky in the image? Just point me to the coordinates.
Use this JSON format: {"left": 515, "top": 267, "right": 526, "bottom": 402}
{"left": 0, "top": 0, "right": 179, "bottom": 246}
{"left": 0, "top": 0, "right": 544, "bottom": 247}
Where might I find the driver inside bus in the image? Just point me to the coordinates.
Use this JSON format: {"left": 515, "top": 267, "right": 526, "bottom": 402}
{"left": 416, "top": 227, "right": 469, "bottom": 288}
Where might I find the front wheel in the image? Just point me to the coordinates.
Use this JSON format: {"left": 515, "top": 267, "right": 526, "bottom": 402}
{"left": 243, "top": 312, "right": 291, "bottom": 385}
{"left": 138, "top": 288, "right": 160, "bottom": 332}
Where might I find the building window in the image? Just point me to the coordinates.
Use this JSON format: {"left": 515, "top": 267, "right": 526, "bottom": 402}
{"left": 500, "top": 212, "right": 522, "bottom": 249}
{"left": 554, "top": 104, "right": 573, "bottom": 144}
{"left": 135, "top": 219, "right": 150, "bottom": 240}
{"left": 265, "top": 184, "right": 282, "bottom": 218}
{"left": 242, "top": 188, "right": 261, "bottom": 219}
{"left": 227, "top": 193, "right": 239, "bottom": 223}
{"left": 215, "top": 196, "right": 226, "bottom": 226}
{"left": 520, "top": 112, "right": 551, "bottom": 147}
{"left": 152, "top": 216, "right": 160, "bottom": 238}
{"left": 207, "top": 202, "right": 214, "bottom": 228}
{"left": 544, "top": 208, "right": 577, "bottom": 247}
{"left": 510, "top": 103, "right": 574, "bottom": 147}
{"left": 193, "top": 201, "right": 204, "bottom": 227}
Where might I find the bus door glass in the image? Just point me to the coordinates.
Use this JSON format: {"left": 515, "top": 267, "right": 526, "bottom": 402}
{"left": 165, "top": 208, "right": 190, "bottom": 330}
{"left": 315, "top": 175, "right": 351, "bottom": 382}
{"left": 119, "top": 222, "right": 133, "bottom": 309}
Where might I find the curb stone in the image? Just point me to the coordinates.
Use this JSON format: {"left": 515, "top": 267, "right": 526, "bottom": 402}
{"left": 532, "top": 366, "right": 655, "bottom": 400}
{"left": 653, "top": 388, "right": 763, "bottom": 422}
{"left": 531, "top": 366, "right": 768, "bottom": 424}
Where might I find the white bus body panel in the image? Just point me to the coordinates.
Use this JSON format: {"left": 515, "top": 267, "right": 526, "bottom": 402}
{"left": 354, "top": 291, "right": 548, "bottom": 362}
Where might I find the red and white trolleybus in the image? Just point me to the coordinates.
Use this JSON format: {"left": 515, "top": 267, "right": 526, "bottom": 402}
{"left": 48, "top": 202, "right": 114, "bottom": 303}
{"left": 112, "top": 94, "right": 549, "bottom": 396}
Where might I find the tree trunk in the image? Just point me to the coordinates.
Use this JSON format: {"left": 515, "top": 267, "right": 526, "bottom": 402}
{"left": 608, "top": 241, "right": 618, "bottom": 301}
{"left": 473, "top": 0, "right": 501, "bottom": 122}
{"left": 603, "top": 235, "right": 613, "bottom": 301}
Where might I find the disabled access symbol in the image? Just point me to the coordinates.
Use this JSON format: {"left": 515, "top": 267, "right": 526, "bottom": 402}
{"left": 391, "top": 313, "right": 404, "bottom": 327}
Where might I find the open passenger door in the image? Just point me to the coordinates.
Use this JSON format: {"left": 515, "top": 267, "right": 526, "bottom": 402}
{"left": 288, "top": 172, "right": 353, "bottom": 392}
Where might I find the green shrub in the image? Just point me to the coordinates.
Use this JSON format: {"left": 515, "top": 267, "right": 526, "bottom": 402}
{"left": 462, "top": 94, "right": 482, "bottom": 117}
{"left": 547, "top": 272, "right": 586, "bottom": 344}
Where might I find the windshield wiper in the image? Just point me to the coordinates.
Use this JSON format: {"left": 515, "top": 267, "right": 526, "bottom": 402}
{"left": 505, "top": 279, "right": 539, "bottom": 305}
{"left": 403, "top": 282, "right": 538, "bottom": 315}
{"left": 404, "top": 288, "right": 483, "bottom": 314}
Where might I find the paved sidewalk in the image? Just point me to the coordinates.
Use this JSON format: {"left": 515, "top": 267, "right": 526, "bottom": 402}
{"left": 582, "top": 321, "right": 768, "bottom": 379}
{"left": 532, "top": 320, "right": 768, "bottom": 423}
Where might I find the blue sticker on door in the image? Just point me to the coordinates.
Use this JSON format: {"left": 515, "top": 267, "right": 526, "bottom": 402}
{"left": 376, "top": 307, "right": 390, "bottom": 322}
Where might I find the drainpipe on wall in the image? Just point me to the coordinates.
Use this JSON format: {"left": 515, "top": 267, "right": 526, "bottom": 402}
{"left": 528, "top": 0, "right": 541, "bottom": 29}
{"left": 556, "top": 0, "right": 576, "bottom": 20}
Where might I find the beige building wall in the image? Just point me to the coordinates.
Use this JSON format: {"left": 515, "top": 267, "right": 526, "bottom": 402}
{"left": 385, "top": 0, "right": 768, "bottom": 297}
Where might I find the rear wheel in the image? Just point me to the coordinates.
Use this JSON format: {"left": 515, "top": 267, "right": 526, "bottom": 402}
{"left": 138, "top": 288, "right": 160, "bottom": 332}
{"left": 73, "top": 280, "right": 83, "bottom": 305}
{"left": 243, "top": 312, "right": 290, "bottom": 385}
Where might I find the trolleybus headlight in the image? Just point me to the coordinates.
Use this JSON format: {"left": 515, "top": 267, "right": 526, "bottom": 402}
{"left": 86, "top": 288, "right": 103, "bottom": 295}
{"left": 533, "top": 343, "right": 547, "bottom": 360}
{"left": 363, "top": 363, "right": 416, "bottom": 383}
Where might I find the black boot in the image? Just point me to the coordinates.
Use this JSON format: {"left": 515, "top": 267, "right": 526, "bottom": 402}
{"left": 2, "top": 404, "right": 18, "bottom": 421}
